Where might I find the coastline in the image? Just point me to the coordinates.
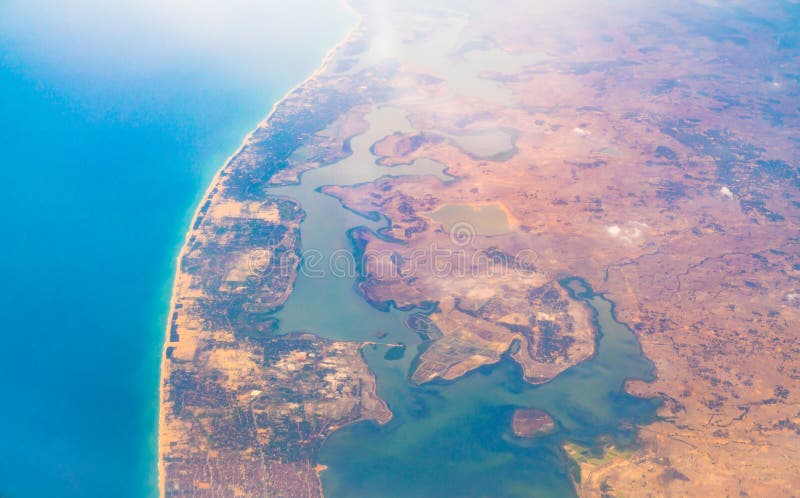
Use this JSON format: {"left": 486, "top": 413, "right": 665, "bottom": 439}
{"left": 156, "top": 6, "right": 361, "bottom": 496}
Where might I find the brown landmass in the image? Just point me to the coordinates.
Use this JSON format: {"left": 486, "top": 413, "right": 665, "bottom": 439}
{"left": 319, "top": 0, "right": 800, "bottom": 496}
{"left": 161, "top": 0, "right": 800, "bottom": 496}
{"left": 158, "top": 21, "right": 395, "bottom": 497}
{"left": 512, "top": 408, "right": 557, "bottom": 438}
{"left": 159, "top": 186, "right": 392, "bottom": 496}
{"left": 330, "top": 191, "right": 596, "bottom": 384}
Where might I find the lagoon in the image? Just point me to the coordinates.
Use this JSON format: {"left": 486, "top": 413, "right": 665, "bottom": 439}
{"left": 260, "top": 96, "right": 660, "bottom": 495}
{"left": 318, "top": 279, "right": 660, "bottom": 497}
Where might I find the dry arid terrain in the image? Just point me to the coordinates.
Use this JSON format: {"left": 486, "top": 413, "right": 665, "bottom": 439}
{"left": 160, "top": 192, "right": 392, "bottom": 496}
{"left": 158, "top": 45, "right": 395, "bottom": 495}
{"left": 161, "top": 0, "right": 800, "bottom": 496}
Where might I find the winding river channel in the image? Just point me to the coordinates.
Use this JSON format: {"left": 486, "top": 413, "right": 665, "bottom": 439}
{"left": 267, "top": 106, "right": 660, "bottom": 497}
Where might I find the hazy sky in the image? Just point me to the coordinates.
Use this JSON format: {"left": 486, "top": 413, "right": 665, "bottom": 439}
{"left": 0, "top": 0, "right": 356, "bottom": 85}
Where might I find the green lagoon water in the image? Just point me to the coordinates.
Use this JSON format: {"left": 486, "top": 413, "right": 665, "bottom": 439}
{"left": 265, "top": 103, "right": 661, "bottom": 496}
{"left": 270, "top": 106, "right": 451, "bottom": 342}
{"left": 318, "top": 279, "right": 660, "bottom": 497}
{"left": 0, "top": 2, "right": 354, "bottom": 496}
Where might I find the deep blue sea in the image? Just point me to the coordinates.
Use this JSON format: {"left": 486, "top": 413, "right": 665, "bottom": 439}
{"left": 0, "top": 2, "right": 354, "bottom": 496}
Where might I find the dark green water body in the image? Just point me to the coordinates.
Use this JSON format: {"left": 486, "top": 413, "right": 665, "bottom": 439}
{"left": 266, "top": 107, "right": 660, "bottom": 496}
{"left": 318, "top": 279, "right": 660, "bottom": 497}
{"left": 270, "top": 106, "right": 451, "bottom": 344}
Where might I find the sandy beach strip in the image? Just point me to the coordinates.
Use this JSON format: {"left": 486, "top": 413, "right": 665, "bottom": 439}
{"left": 156, "top": 4, "right": 361, "bottom": 496}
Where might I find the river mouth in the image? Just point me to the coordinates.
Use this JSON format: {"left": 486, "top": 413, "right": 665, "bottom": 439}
{"left": 263, "top": 104, "right": 660, "bottom": 496}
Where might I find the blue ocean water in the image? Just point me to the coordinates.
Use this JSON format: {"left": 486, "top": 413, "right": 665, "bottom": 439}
{"left": 0, "top": 2, "right": 354, "bottom": 496}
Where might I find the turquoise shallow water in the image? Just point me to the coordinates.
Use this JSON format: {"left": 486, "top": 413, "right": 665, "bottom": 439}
{"left": 0, "top": 2, "right": 354, "bottom": 496}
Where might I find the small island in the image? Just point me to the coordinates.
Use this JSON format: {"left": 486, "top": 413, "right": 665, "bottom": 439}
{"left": 511, "top": 409, "right": 556, "bottom": 438}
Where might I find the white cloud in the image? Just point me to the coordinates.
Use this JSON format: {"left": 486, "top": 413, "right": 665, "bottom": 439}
{"left": 606, "top": 221, "right": 648, "bottom": 243}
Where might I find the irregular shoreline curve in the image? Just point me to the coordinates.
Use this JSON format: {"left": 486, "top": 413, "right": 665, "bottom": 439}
{"left": 156, "top": 6, "right": 361, "bottom": 496}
